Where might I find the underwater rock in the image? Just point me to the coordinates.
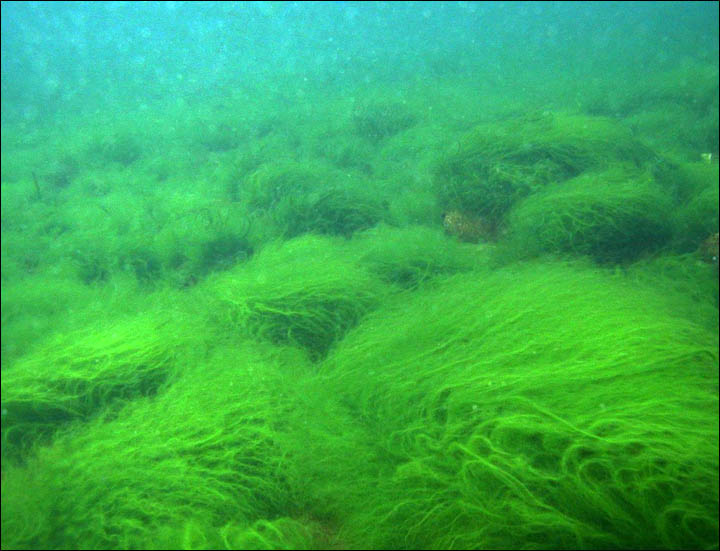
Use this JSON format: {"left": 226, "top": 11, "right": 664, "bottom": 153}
{"left": 442, "top": 210, "right": 495, "bottom": 243}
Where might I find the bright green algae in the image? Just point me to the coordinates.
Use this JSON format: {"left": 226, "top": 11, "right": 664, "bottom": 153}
{"left": 1, "top": 72, "right": 717, "bottom": 549}
{"left": 308, "top": 261, "right": 718, "bottom": 550}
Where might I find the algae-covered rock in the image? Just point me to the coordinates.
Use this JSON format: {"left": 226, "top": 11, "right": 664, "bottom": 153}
{"left": 501, "top": 166, "right": 673, "bottom": 263}
{"left": 433, "top": 112, "right": 653, "bottom": 223}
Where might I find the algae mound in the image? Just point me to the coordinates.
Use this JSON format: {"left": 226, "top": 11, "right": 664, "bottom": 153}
{"left": 433, "top": 112, "right": 653, "bottom": 224}
{"left": 202, "top": 234, "right": 390, "bottom": 360}
{"left": 303, "top": 261, "right": 719, "bottom": 549}
{"left": 501, "top": 166, "right": 674, "bottom": 263}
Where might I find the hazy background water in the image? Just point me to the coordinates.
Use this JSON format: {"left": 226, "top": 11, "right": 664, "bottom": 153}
{"left": 2, "top": 1, "right": 717, "bottom": 127}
